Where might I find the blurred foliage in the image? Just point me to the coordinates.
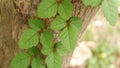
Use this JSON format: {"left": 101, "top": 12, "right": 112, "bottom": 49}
{"left": 83, "top": 30, "right": 93, "bottom": 41}
{"left": 83, "top": 1, "right": 120, "bottom": 67}
{"left": 85, "top": 40, "right": 117, "bottom": 68}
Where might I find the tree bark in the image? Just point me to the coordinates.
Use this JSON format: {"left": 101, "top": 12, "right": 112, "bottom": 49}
{"left": 0, "top": 0, "right": 100, "bottom": 68}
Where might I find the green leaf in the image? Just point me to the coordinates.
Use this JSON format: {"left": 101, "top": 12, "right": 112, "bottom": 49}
{"left": 59, "top": 17, "right": 82, "bottom": 51}
{"left": 59, "top": 27, "right": 78, "bottom": 51}
{"left": 40, "top": 31, "right": 54, "bottom": 55}
{"left": 46, "top": 52, "right": 62, "bottom": 68}
{"left": 56, "top": 42, "right": 68, "bottom": 56}
{"left": 11, "top": 52, "right": 30, "bottom": 68}
{"left": 51, "top": 16, "right": 66, "bottom": 30}
{"left": 31, "top": 57, "right": 45, "bottom": 68}
{"left": 19, "top": 29, "right": 39, "bottom": 49}
{"left": 70, "top": 17, "right": 82, "bottom": 32}
{"left": 58, "top": 0, "right": 73, "bottom": 20}
{"left": 28, "top": 19, "right": 45, "bottom": 31}
{"left": 28, "top": 47, "right": 39, "bottom": 55}
{"left": 102, "top": 0, "right": 118, "bottom": 26}
{"left": 82, "top": 0, "right": 102, "bottom": 7}
{"left": 37, "top": 0, "right": 57, "bottom": 18}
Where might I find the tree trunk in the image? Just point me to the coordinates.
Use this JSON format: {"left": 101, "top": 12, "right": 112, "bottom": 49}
{"left": 0, "top": 0, "right": 100, "bottom": 68}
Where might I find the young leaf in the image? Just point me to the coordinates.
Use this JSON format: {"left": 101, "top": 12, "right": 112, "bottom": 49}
{"left": 59, "top": 17, "right": 82, "bottom": 51}
{"left": 37, "top": 0, "right": 57, "bottom": 18}
{"left": 102, "top": 0, "right": 118, "bottom": 26}
{"left": 31, "top": 57, "right": 45, "bottom": 68}
{"left": 58, "top": 0, "right": 73, "bottom": 20}
{"left": 46, "top": 52, "right": 62, "bottom": 68}
{"left": 11, "top": 52, "right": 30, "bottom": 68}
{"left": 50, "top": 16, "right": 66, "bottom": 30}
{"left": 40, "top": 31, "right": 54, "bottom": 55}
{"left": 56, "top": 42, "right": 68, "bottom": 56}
{"left": 28, "top": 47, "right": 39, "bottom": 55}
{"left": 28, "top": 19, "right": 45, "bottom": 31}
{"left": 82, "top": 0, "right": 102, "bottom": 7}
{"left": 19, "top": 29, "right": 39, "bottom": 49}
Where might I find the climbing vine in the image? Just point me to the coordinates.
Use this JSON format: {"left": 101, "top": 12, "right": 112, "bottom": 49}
{"left": 11, "top": 0, "right": 119, "bottom": 68}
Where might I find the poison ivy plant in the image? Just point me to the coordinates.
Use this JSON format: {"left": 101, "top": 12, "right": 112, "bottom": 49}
{"left": 19, "top": 29, "right": 39, "bottom": 49}
{"left": 37, "top": 0, "right": 73, "bottom": 19}
{"left": 37, "top": 0, "right": 57, "bottom": 18}
{"left": 40, "top": 31, "right": 54, "bottom": 55}
{"left": 56, "top": 42, "right": 68, "bottom": 56}
{"left": 60, "top": 17, "right": 82, "bottom": 51}
{"left": 28, "top": 19, "right": 45, "bottom": 31}
{"left": 46, "top": 52, "right": 62, "bottom": 68}
{"left": 11, "top": 0, "right": 119, "bottom": 68}
{"left": 58, "top": 0, "right": 73, "bottom": 20}
{"left": 82, "top": 0, "right": 118, "bottom": 25}
{"left": 102, "top": 0, "right": 118, "bottom": 25}
{"left": 31, "top": 57, "right": 45, "bottom": 68}
{"left": 50, "top": 16, "right": 66, "bottom": 30}
{"left": 28, "top": 47, "right": 39, "bottom": 55}
{"left": 11, "top": 52, "right": 30, "bottom": 68}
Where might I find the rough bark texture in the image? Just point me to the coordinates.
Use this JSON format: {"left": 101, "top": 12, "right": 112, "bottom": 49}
{"left": 0, "top": 0, "right": 99, "bottom": 68}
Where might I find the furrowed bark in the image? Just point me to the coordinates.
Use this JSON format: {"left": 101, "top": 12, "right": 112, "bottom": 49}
{"left": 0, "top": 0, "right": 99, "bottom": 68}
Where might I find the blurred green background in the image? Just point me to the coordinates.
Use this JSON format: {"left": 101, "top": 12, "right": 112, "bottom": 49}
{"left": 69, "top": 5, "right": 120, "bottom": 68}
